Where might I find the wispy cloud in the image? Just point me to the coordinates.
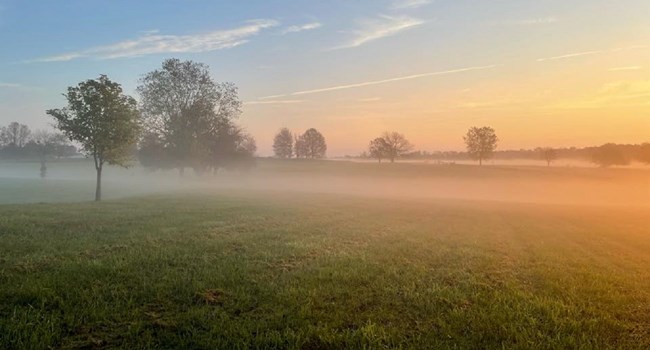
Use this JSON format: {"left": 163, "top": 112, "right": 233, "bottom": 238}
{"left": 491, "top": 17, "right": 559, "bottom": 26}
{"left": 282, "top": 22, "right": 322, "bottom": 34}
{"left": 392, "top": 0, "right": 433, "bottom": 9}
{"left": 536, "top": 50, "right": 603, "bottom": 62}
{"left": 260, "top": 65, "right": 497, "bottom": 99}
{"left": 28, "top": 19, "right": 279, "bottom": 62}
{"left": 537, "top": 45, "right": 648, "bottom": 63}
{"left": 609, "top": 66, "right": 642, "bottom": 72}
{"left": 332, "top": 15, "right": 424, "bottom": 50}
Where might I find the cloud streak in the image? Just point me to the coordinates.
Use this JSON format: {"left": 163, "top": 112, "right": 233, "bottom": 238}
{"left": 260, "top": 65, "right": 497, "bottom": 99}
{"left": 536, "top": 50, "right": 603, "bottom": 62}
{"left": 282, "top": 22, "right": 322, "bottom": 34}
{"left": 332, "top": 15, "right": 424, "bottom": 50}
{"left": 28, "top": 19, "right": 279, "bottom": 62}
{"left": 392, "top": 0, "right": 433, "bottom": 9}
{"left": 491, "top": 17, "right": 559, "bottom": 26}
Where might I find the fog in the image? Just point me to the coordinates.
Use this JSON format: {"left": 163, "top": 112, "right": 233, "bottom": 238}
{"left": 1, "top": 159, "right": 648, "bottom": 207}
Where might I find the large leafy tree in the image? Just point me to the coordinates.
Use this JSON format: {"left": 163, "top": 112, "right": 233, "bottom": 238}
{"left": 47, "top": 75, "right": 140, "bottom": 201}
{"left": 273, "top": 128, "right": 294, "bottom": 158}
{"left": 295, "top": 128, "right": 326, "bottom": 159}
{"left": 137, "top": 58, "right": 247, "bottom": 175}
{"left": 464, "top": 126, "right": 498, "bottom": 166}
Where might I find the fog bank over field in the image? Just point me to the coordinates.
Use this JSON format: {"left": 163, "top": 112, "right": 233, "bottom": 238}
{"left": 1, "top": 159, "right": 648, "bottom": 207}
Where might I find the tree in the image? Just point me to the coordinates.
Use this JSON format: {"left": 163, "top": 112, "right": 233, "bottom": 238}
{"left": 295, "top": 128, "right": 326, "bottom": 159}
{"left": 273, "top": 128, "right": 294, "bottom": 158}
{"left": 638, "top": 143, "right": 650, "bottom": 165}
{"left": 368, "top": 137, "right": 388, "bottom": 163}
{"left": 379, "top": 131, "right": 413, "bottom": 163}
{"left": 539, "top": 147, "right": 558, "bottom": 167}
{"left": 47, "top": 75, "right": 140, "bottom": 201}
{"left": 464, "top": 126, "right": 498, "bottom": 165}
{"left": 137, "top": 58, "right": 243, "bottom": 175}
{"left": 1, "top": 122, "right": 30, "bottom": 147}
{"left": 591, "top": 143, "right": 629, "bottom": 167}
{"left": 29, "top": 130, "right": 72, "bottom": 178}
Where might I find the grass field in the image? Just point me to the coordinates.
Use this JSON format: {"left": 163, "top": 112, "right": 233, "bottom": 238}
{"left": 1, "top": 160, "right": 649, "bottom": 348}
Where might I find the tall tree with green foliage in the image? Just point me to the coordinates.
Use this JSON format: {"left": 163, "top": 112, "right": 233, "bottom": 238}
{"left": 137, "top": 58, "right": 244, "bottom": 175}
{"left": 464, "top": 126, "right": 498, "bottom": 166}
{"left": 47, "top": 75, "right": 140, "bottom": 201}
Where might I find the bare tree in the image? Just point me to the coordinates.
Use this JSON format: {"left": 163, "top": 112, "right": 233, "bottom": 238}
{"left": 2, "top": 122, "right": 30, "bottom": 147}
{"left": 380, "top": 131, "right": 413, "bottom": 163}
{"left": 464, "top": 126, "right": 498, "bottom": 166}
{"left": 273, "top": 128, "right": 293, "bottom": 158}
{"left": 539, "top": 147, "right": 558, "bottom": 167}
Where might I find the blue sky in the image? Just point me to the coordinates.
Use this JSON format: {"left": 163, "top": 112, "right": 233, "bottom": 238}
{"left": 1, "top": 0, "right": 649, "bottom": 155}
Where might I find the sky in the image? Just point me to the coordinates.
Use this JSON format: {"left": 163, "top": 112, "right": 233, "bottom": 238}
{"left": 0, "top": 0, "right": 649, "bottom": 156}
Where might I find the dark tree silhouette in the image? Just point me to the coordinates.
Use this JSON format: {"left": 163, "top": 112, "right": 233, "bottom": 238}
{"left": 464, "top": 126, "right": 498, "bottom": 165}
{"left": 368, "top": 137, "right": 388, "bottom": 163}
{"left": 295, "top": 128, "right": 326, "bottom": 159}
{"left": 47, "top": 75, "right": 141, "bottom": 201}
{"left": 379, "top": 131, "right": 413, "bottom": 163}
{"left": 539, "top": 147, "right": 558, "bottom": 167}
{"left": 273, "top": 128, "right": 294, "bottom": 158}
{"left": 591, "top": 143, "right": 629, "bottom": 167}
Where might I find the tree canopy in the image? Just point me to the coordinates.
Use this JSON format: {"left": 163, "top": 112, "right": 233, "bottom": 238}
{"left": 464, "top": 126, "right": 498, "bottom": 165}
{"left": 47, "top": 75, "right": 140, "bottom": 201}
{"left": 137, "top": 58, "right": 253, "bottom": 175}
{"left": 273, "top": 128, "right": 294, "bottom": 159}
{"left": 295, "top": 128, "right": 326, "bottom": 159}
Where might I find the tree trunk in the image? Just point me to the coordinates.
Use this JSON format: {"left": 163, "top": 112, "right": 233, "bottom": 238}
{"left": 178, "top": 167, "right": 185, "bottom": 177}
{"left": 479, "top": 157, "right": 483, "bottom": 166}
{"left": 95, "top": 164, "right": 102, "bottom": 202}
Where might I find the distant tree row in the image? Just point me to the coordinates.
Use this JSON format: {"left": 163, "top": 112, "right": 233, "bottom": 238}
{"left": 273, "top": 128, "right": 327, "bottom": 159}
{"left": 362, "top": 126, "right": 499, "bottom": 165}
{"left": 0, "top": 122, "right": 77, "bottom": 177}
{"left": 46, "top": 58, "right": 256, "bottom": 201}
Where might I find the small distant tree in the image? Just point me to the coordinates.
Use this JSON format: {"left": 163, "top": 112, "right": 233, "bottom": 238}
{"left": 296, "top": 128, "right": 326, "bottom": 159}
{"left": 47, "top": 75, "right": 141, "bottom": 201}
{"left": 464, "top": 126, "right": 498, "bottom": 165}
{"left": 273, "top": 128, "right": 294, "bottom": 158}
{"left": 380, "top": 132, "right": 413, "bottom": 163}
{"left": 539, "top": 147, "right": 558, "bottom": 167}
{"left": 2, "top": 122, "right": 31, "bottom": 147}
{"left": 591, "top": 143, "right": 629, "bottom": 167}
{"left": 368, "top": 137, "right": 388, "bottom": 163}
{"left": 30, "top": 130, "right": 71, "bottom": 178}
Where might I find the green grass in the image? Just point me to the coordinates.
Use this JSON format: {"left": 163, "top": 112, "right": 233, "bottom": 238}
{"left": 1, "top": 191, "right": 649, "bottom": 349}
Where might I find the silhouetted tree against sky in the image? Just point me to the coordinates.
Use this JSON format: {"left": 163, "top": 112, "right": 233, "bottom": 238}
{"left": 539, "top": 147, "right": 558, "bottom": 167}
{"left": 47, "top": 75, "right": 140, "bottom": 201}
{"left": 591, "top": 143, "right": 629, "bottom": 167}
{"left": 137, "top": 58, "right": 243, "bottom": 175}
{"left": 464, "top": 126, "right": 498, "bottom": 166}
{"left": 273, "top": 128, "right": 293, "bottom": 159}
{"left": 295, "top": 128, "right": 326, "bottom": 159}
{"left": 368, "top": 137, "right": 389, "bottom": 163}
{"left": 380, "top": 131, "right": 413, "bottom": 163}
